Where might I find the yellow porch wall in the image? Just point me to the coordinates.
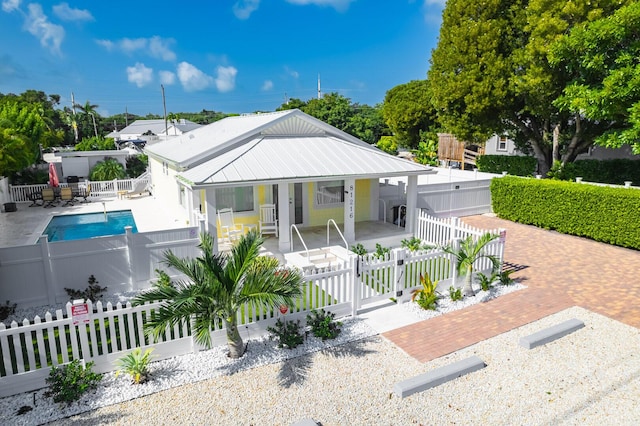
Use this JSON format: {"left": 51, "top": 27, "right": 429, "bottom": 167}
{"left": 210, "top": 184, "right": 269, "bottom": 240}
{"left": 307, "top": 179, "right": 373, "bottom": 226}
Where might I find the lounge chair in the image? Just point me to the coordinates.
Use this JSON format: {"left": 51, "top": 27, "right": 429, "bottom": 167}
{"left": 217, "top": 208, "right": 244, "bottom": 242}
{"left": 60, "top": 187, "right": 74, "bottom": 206}
{"left": 259, "top": 204, "right": 278, "bottom": 237}
{"left": 42, "top": 188, "right": 56, "bottom": 208}
{"left": 124, "top": 180, "right": 150, "bottom": 199}
{"left": 28, "top": 191, "right": 43, "bottom": 207}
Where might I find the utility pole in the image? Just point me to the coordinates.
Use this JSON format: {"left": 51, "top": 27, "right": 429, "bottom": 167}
{"left": 70, "top": 92, "right": 78, "bottom": 143}
{"left": 161, "top": 84, "right": 168, "bottom": 138}
{"left": 284, "top": 92, "right": 289, "bottom": 105}
{"left": 125, "top": 106, "right": 129, "bottom": 127}
{"left": 317, "top": 74, "right": 321, "bottom": 99}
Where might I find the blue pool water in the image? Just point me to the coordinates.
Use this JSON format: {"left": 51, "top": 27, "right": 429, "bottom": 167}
{"left": 43, "top": 210, "right": 138, "bottom": 242}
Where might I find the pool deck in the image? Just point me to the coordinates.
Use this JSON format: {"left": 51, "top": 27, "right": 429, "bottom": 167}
{"left": 0, "top": 196, "right": 191, "bottom": 248}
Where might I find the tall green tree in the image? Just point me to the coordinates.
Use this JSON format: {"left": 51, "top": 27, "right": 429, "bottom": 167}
{"left": 74, "top": 100, "right": 100, "bottom": 139}
{"left": 382, "top": 80, "right": 437, "bottom": 148}
{"left": 549, "top": 2, "right": 640, "bottom": 154}
{"left": 133, "top": 232, "right": 304, "bottom": 358}
{"left": 428, "top": 0, "right": 632, "bottom": 175}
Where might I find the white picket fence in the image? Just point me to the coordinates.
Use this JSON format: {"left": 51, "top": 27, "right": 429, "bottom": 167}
{"left": 0, "top": 214, "right": 505, "bottom": 398}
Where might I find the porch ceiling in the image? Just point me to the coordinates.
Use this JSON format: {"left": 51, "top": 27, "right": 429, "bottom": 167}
{"left": 179, "top": 136, "right": 435, "bottom": 187}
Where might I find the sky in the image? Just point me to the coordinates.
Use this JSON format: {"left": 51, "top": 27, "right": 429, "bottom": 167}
{"left": 0, "top": 0, "right": 445, "bottom": 117}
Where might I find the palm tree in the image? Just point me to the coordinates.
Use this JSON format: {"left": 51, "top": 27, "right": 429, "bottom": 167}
{"left": 74, "top": 100, "right": 99, "bottom": 139}
{"left": 132, "top": 231, "right": 305, "bottom": 358}
{"left": 442, "top": 233, "right": 500, "bottom": 297}
{"left": 166, "top": 112, "right": 179, "bottom": 136}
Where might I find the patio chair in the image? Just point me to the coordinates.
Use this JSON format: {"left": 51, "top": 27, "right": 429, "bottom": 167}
{"left": 124, "top": 180, "right": 150, "bottom": 199}
{"left": 28, "top": 191, "right": 43, "bottom": 207}
{"left": 217, "top": 208, "right": 244, "bottom": 242}
{"left": 60, "top": 187, "right": 74, "bottom": 206}
{"left": 42, "top": 188, "right": 56, "bottom": 208}
{"left": 259, "top": 204, "right": 278, "bottom": 237}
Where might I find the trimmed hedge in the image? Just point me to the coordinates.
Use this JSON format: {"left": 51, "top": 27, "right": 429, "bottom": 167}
{"left": 491, "top": 176, "right": 640, "bottom": 250}
{"left": 549, "top": 159, "right": 640, "bottom": 185}
{"left": 476, "top": 155, "right": 537, "bottom": 176}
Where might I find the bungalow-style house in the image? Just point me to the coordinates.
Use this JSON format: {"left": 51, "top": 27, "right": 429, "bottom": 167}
{"left": 109, "top": 119, "right": 202, "bottom": 143}
{"left": 144, "top": 109, "right": 435, "bottom": 252}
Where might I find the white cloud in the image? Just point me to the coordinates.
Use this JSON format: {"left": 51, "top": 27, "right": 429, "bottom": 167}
{"left": 127, "top": 62, "right": 153, "bottom": 87}
{"left": 284, "top": 66, "right": 299, "bottom": 79}
{"left": 214, "top": 66, "right": 237, "bottom": 92}
{"left": 285, "top": 0, "right": 354, "bottom": 12}
{"left": 97, "top": 36, "right": 176, "bottom": 62}
{"left": 24, "top": 4, "right": 65, "bottom": 55}
{"left": 177, "top": 62, "right": 213, "bottom": 92}
{"left": 159, "top": 70, "right": 176, "bottom": 85}
{"left": 423, "top": 0, "right": 446, "bottom": 5}
{"left": 2, "top": 0, "right": 21, "bottom": 13}
{"left": 233, "top": 0, "right": 260, "bottom": 19}
{"left": 261, "top": 80, "right": 273, "bottom": 91}
{"left": 148, "top": 36, "right": 176, "bottom": 61}
{"left": 52, "top": 3, "right": 94, "bottom": 22}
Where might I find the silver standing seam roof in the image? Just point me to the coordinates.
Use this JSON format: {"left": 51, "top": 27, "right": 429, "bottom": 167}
{"left": 145, "top": 109, "right": 434, "bottom": 188}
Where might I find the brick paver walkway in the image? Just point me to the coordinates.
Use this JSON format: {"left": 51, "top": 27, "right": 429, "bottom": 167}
{"left": 383, "top": 215, "right": 640, "bottom": 363}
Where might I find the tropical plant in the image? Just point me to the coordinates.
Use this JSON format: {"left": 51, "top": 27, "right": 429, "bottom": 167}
{"left": 267, "top": 318, "right": 304, "bottom": 349}
{"left": 44, "top": 360, "right": 102, "bottom": 405}
{"left": 401, "top": 236, "right": 432, "bottom": 252}
{"left": 476, "top": 271, "right": 498, "bottom": 292}
{"left": 350, "top": 243, "right": 367, "bottom": 256}
{"left": 89, "top": 157, "right": 126, "bottom": 181}
{"left": 442, "top": 233, "right": 500, "bottom": 297}
{"left": 126, "top": 155, "right": 148, "bottom": 178}
{"left": 0, "top": 299, "right": 17, "bottom": 321}
{"left": 132, "top": 231, "right": 304, "bottom": 358}
{"left": 306, "top": 309, "right": 342, "bottom": 340}
{"left": 499, "top": 269, "right": 515, "bottom": 286}
{"left": 448, "top": 286, "right": 462, "bottom": 301}
{"left": 411, "top": 136, "right": 439, "bottom": 166}
{"left": 411, "top": 273, "right": 439, "bottom": 310}
{"left": 115, "top": 348, "right": 155, "bottom": 384}
{"left": 373, "top": 243, "right": 390, "bottom": 259}
{"left": 64, "top": 275, "right": 107, "bottom": 301}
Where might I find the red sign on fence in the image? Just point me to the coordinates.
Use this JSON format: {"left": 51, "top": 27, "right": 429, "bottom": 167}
{"left": 71, "top": 303, "right": 91, "bottom": 325}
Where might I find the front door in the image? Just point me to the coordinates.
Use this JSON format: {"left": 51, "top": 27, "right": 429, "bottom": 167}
{"left": 288, "top": 183, "right": 303, "bottom": 225}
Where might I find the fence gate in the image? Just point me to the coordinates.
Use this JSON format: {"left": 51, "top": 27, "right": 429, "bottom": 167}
{"left": 356, "top": 252, "right": 399, "bottom": 309}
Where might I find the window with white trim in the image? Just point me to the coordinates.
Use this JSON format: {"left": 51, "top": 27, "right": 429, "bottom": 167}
{"left": 216, "top": 186, "right": 254, "bottom": 212}
{"left": 497, "top": 136, "right": 508, "bottom": 151}
{"left": 315, "top": 180, "right": 344, "bottom": 206}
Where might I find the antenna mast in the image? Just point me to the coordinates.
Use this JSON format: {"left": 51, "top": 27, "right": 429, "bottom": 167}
{"left": 161, "top": 85, "right": 168, "bottom": 138}
{"left": 317, "top": 74, "right": 321, "bottom": 99}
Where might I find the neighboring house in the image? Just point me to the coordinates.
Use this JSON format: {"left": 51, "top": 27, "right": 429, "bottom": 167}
{"left": 109, "top": 119, "right": 202, "bottom": 143}
{"left": 484, "top": 134, "right": 640, "bottom": 161}
{"left": 144, "top": 109, "right": 436, "bottom": 251}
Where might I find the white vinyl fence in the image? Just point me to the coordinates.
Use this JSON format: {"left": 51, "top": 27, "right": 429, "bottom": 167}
{"left": 0, "top": 226, "right": 201, "bottom": 308}
{"left": 0, "top": 214, "right": 505, "bottom": 398}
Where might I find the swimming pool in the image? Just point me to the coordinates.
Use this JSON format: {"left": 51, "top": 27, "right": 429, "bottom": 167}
{"left": 43, "top": 210, "right": 138, "bottom": 242}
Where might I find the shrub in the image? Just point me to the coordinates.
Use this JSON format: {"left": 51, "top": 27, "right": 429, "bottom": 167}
{"left": 476, "top": 155, "right": 537, "bottom": 176}
{"left": 476, "top": 272, "right": 498, "bottom": 292}
{"left": 411, "top": 274, "right": 439, "bottom": 310}
{"left": 499, "top": 270, "right": 515, "bottom": 286}
{"left": 401, "top": 236, "right": 432, "bottom": 252}
{"left": 373, "top": 243, "right": 390, "bottom": 259}
{"left": 350, "top": 243, "right": 367, "bottom": 256}
{"left": 44, "top": 360, "right": 102, "bottom": 405}
{"left": 448, "top": 286, "right": 462, "bottom": 301}
{"left": 115, "top": 348, "right": 155, "bottom": 384}
{"left": 0, "top": 300, "right": 17, "bottom": 321}
{"left": 65, "top": 275, "right": 107, "bottom": 301}
{"left": 267, "top": 319, "right": 304, "bottom": 349}
{"left": 306, "top": 309, "right": 342, "bottom": 340}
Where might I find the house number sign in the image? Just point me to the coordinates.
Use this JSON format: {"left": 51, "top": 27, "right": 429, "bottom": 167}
{"left": 347, "top": 184, "right": 354, "bottom": 219}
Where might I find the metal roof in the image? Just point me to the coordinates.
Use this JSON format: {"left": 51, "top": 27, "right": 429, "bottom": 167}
{"left": 179, "top": 136, "right": 434, "bottom": 187}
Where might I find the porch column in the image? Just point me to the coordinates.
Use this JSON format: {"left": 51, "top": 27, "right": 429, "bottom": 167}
{"left": 277, "top": 183, "right": 290, "bottom": 252}
{"left": 343, "top": 178, "right": 355, "bottom": 243}
{"left": 204, "top": 188, "right": 218, "bottom": 251}
{"left": 192, "top": 189, "right": 202, "bottom": 224}
{"left": 185, "top": 188, "right": 194, "bottom": 225}
{"left": 406, "top": 175, "right": 418, "bottom": 234}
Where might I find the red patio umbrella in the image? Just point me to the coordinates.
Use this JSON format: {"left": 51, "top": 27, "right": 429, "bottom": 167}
{"left": 48, "top": 162, "right": 59, "bottom": 187}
